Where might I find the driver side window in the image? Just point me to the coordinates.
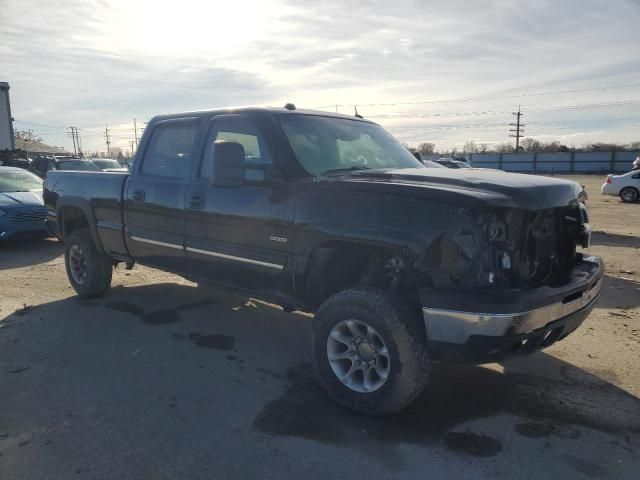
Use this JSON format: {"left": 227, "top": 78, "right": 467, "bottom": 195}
{"left": 200, "top": 119, "right": 272, "bottom": 180}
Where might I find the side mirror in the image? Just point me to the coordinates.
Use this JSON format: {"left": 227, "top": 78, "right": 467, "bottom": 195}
{"left": 413, "top": 151, "right": 423, "bottom": 161}
{"left": 211, "top": 140, "right": 245, "bottom": 187}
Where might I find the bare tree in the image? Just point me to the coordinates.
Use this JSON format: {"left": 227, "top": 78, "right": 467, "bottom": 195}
{"left": 493, "top": 143, "right": 514, "bottom": 153}
{"left": 402, "top": 142, "right": 417, "bottom": 153}
{"left": 520, "top": 137, "right": 540, "bottom": 152}
{"left": 462, "top": 141, "right": 478, "bottom": 154}
{"left": 14, "top": 129, "right": 43, "bottom": 143}
{"left": 418, "top": 142, "right": 435, "bottom": 155}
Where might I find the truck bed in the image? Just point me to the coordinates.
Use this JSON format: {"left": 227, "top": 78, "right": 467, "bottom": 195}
{"left": 44, "top": 171, "right": 130, "bottom": 259}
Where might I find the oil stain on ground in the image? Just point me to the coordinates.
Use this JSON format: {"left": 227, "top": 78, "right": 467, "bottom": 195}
{"left": 253, "top": 363, "right": 640, "bottom": 469}
{"left": 174, "top": 331, "right": 236, "bottom": 350}
{"left": 104, "top": 298, "right": 216, "bottom": 325}
{"left": 515, "top": 422, "right": 555, "bottom": 438}
{"left": 105, "top": 301, "right": 144, "bottom": 316}
{"left": 442, "top": 432, "right": 502, "bottom": 457}
{"left": 142, "top": 309, "right": 180, "bottom": 325}
{"left": 194, "top": 334, "right": 235, "bottom": 350}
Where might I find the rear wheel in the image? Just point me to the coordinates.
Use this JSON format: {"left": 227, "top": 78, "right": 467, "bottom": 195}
{"left": 620, "top": 187, "right": 639, "bottom": 203}
{"left": 311, "top": 288, "right": 429, "bottom": 415}
{"left": 64, "top": 229, "right": 113, "bottom": 298}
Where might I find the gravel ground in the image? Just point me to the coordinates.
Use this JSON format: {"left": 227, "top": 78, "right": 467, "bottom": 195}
{"left": 0, "top": 174, "right": 638, "bottom": 479}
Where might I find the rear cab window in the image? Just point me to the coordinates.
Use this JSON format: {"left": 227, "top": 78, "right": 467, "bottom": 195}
{"left": 141, "top": 121, "right": 199, "bottom": 179}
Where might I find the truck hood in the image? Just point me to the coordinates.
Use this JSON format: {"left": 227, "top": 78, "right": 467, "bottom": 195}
{"left": 339, "top": 168, "right": 582, "bottom": 209}
{"left": 0, "top": 191, "right": 44, "bottom": 208}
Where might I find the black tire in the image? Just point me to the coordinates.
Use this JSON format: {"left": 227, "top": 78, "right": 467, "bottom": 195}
{"left": 311, "top": 288, "right": 429, "bottom": 415}
{"left": 620, "top": 187, "right": 639, "bottom": 203}
{"left": 64, "top": 229, "right": 112, "bottom": 298}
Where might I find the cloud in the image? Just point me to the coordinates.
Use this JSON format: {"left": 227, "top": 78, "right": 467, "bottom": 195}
{"left": 2, "top": 0, "right": 639, "bottom": 151}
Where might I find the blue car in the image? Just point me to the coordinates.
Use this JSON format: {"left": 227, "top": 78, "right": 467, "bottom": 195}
{"left": 0, "top": 166, "right": 49, "bottom": 241}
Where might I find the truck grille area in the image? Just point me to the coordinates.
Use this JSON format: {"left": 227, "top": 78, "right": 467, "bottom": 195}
{"left": 502, "top": 206, "right": 582, "bottom": 288}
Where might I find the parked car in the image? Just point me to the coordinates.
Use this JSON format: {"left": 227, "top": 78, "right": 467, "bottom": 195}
{"left": 31, "top": 156, "right": 101, "bottom": 178}
{"left": 0, "top": 166, "right": 49, "bottom": 240}
{"left": 601, "top": 171, "right": 640, "bottom": 202}
{"left": 90, "top": 158, "right": 129, "bottom": 172}
{"left": 44, "top": 106, "right": 601, "bottom": 415}
{"left": 434, "top": 158, "right": 471, "bottom": 169}
{"left": 422, "top": 160, "right": 447, "bottom": 168}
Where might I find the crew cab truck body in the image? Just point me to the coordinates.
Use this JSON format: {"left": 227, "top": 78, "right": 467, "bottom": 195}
{"left": 44, "top": 107, "right": 603, "bottom": 414}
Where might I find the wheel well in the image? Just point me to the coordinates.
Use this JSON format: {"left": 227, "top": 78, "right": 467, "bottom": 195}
{"left": 60, "top": 206, "right": 89, "bottom": 240}
{"left": 304, "top": 242, "right": 419, "bottom": 311}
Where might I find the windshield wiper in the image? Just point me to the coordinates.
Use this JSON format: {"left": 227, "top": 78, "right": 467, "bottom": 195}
{"left": 323, "top": 166, "right": 371, "bottom": 175}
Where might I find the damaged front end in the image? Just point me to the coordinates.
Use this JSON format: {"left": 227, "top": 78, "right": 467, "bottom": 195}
{"left": 416, "top": 202, "right": 591, "bottom": 290}
{"left": 415, "top": 202, "right": 602, "bottom": 364}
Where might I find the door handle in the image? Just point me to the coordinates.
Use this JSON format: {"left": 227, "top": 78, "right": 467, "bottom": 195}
{"left": 132, "top": 189, "right": 146, "bottom": 202}
{"left": 188, "top": 194, "right": 205, "bottom": 209}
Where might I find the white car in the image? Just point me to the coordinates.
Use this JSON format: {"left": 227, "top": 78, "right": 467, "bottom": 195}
{"left": 601, "top": 171, "right": 640, "bottom": 202}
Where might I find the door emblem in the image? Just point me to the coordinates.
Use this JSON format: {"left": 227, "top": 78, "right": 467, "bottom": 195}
{"left": 269, "top": 235, "right": 288, "bottom": 243}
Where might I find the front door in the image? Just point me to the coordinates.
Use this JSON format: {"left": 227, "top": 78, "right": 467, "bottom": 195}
{"left": 184, "top": 114, "right": 294, "bottom": 300}
{"left": 124, "top": 118, "right": 200, "bottom": 272}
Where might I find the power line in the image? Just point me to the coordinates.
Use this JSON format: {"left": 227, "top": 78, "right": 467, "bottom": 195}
{"left": 314, "top": 82, "right": 640, "bottom": 109}
{"left": 365, "top": 99, "right": 640, "bottom": 119}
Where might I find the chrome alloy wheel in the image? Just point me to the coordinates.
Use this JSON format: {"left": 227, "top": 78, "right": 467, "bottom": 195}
{"left": 326, "top": 319, "right": 391, "bottom": 393}
{"left": 621, "top": 187, "right": 639, "bottom": 202}
{"left": 68, "top": 244, "right": 88, "bottom": 284}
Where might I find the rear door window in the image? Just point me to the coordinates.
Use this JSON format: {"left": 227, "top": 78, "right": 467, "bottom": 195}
{"left": 142, "top": 123, "right": 199, "bottom": 178}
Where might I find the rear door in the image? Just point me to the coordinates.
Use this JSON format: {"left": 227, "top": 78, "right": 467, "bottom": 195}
{"left": 184, "top": 114, "right": 294, "bottom": 299}
{"left": 124, "top": 118, "right": 200, "bottom": 272}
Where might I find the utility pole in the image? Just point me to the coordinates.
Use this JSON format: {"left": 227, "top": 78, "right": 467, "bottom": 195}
{"left": 130, "top": 140, "right": 135, "bottom": 157}
{"left": 75, "top": 128, "right": 82, "bottom": 156}
{"left": 509, "top": 106, "right": 524, "bottom": 152}
{"left": 105, "top": 125, "right": 111, "bottom": 157}
{"left": 68, "top": 126, "right": 77, "bottom": 155}
{"left": 133, "top": 118, "right": 139, "bottom": 148}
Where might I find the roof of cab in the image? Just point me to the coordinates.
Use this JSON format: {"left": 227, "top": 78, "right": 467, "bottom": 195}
{"left": 149, "top": 106, "right": 377, "bottom": 125}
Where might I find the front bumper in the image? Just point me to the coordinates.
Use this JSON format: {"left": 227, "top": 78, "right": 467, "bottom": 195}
{"left": 421, "top": 255, "right": 603, "bottom": 364}
{"left": 0, "top": 221, "right": 49, "bottom": 241}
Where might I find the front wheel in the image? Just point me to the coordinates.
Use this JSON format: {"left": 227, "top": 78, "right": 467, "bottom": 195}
{"left": 311, "top": 289, "right": 429, "bottom": 415}
{"left": 64, "top": 229, "right": 113, "bottom": 298}
{"left": 620, "top": 187, "right": 639, "bottom": 203}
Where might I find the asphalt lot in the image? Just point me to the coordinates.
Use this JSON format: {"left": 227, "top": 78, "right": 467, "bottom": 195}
{"left": 1, "top": 174, "right": 639, "bottom": 479}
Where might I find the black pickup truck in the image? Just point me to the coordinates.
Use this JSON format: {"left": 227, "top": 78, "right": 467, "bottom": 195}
{"left": 44, "top": 106, "right": 603, "bottom": 414}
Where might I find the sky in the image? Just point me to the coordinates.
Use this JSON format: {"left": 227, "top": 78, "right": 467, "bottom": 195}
{"left": 1, "top": 0, "right": 639, "bottom": 154}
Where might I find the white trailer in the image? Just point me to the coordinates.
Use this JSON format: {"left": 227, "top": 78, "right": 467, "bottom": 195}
{"left": 0, "top": 82, "right": 15, "bottom": 151}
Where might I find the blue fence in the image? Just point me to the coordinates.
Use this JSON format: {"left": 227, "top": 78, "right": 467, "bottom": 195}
{"left": 466, "top": 151, "right": 639, "bottom": 173}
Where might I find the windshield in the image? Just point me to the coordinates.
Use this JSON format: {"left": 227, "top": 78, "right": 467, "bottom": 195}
{"left": 93, "top": 159, "right": 122, "bottom": 169}
{"left": 0, "top": 169, "right": 43, "bottom": 193}
{"left": 57, "top": 160, "right": 100, "bottom": 171}
{"left": 280, "top": 115, "right": 424, "bottom": 176}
